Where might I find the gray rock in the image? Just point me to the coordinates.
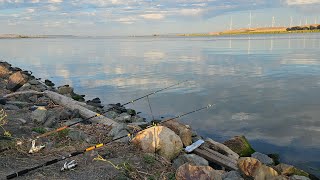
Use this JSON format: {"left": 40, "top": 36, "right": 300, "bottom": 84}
{"left": 17, "top": 83, "right": 31, "bottom": 91}
{"left": 58, "top": 85, "right": 74, "bottom": 95}
{"left": 130, "top": 116, "right": 145, "bottom": 123}
{"left": 59, "top": 109, "right": 72, "bottom": 120}
{"left": 192, "top": 135, "right": 203, "bottom": 143}
{"left": 109, "top": 123, "right": 127, "bottom": 137}
{"left": 104, "top": 111, "right": 119, "bottom": 119}
{"left": 0, "top": 98, "right": 6, "bottom": 105}
{"left": 4, "top": 104, "right": 19, "bottom": 110}
{"left": 128, "top": 122, "right": 149, "bottom": 129}
{"left": 28, "top": 79, "right": 40, "bottom": 85}
{"left": 251, "top": 152, "right": 274, "bottom": 165}
{"left": 126, "top": 109, "right": 136, "bottom": 116}
{"left": 44, "top": 114, "right": 58, "bottom": 128}
{"left": 33, "top": 84, "right": 48, "bottom": 91}
{"left": 28, "top": 95, "right": 38, "bottom": 103}
{"left": 113, "top": 129, "right": 130, "bottom": 143}
{"left": 115, "top": 113, "right": 132, "bottom": 123}
{"left": 64, "top": 118, "right": 83, "bottom": 126}
{"left": 290, "top": 175, "right": 311, "bottom": 180}
{"left": 68, "top": 129, "right": 95, "bottom": 143}
{"left": 222, "top": 171, "right": 244, "bottom": 180}
{"left": 31, "top": 108, "right": 47, "bottom": 123}
{"left": 173, "top": 154, "right": 209, "bottom": 169}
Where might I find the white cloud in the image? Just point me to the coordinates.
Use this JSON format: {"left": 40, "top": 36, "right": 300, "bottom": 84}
{"left": 286, "top": 0, "right": 320, "bottom": 5}
{"left": 115, "top": 16, "right": 137, "bottom": 24}
{"left": 26, "top": 8, "right": 35, "bottom": 13}
{"left": 48, "top": 0, "right": 63, "bottom": 3}
{"left": 140, "top": 13, "right": 165, "bottom": 20}
{"left": 31, "top": 0, "right": 39, "bottom": 3}
{"left": 48, "top": 5, "right": 59, "bottom": 11}
{"left": 179, "top": 8, "right": 204, "bottom": 16}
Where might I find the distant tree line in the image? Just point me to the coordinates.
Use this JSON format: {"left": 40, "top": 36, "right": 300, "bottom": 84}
{"left": 287, "top": 25, "right": 320, "bottom": 31}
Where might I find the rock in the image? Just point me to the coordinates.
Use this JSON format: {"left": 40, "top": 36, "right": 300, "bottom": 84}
{"left": 44, "top": 79, "right": 55, "bottom": 87}
{"left": 162, "top": 119, "right": 192, "bottom": 147}
{"left": 68, "top": 129, "right": 89, "bottom": 141}
{"left": 4, "top": 104, "right": 20, "bottom": 110}
{"left": 113, "top": 129, "right": 130, "bottom": 143}
{"left": 251, "top": 152, "right": 274, "bottom": 165}
{"left": 132, "top": 126, "right": 183, "bottom": 160}
{"left": 58, "top": 85, "right": 74, "bottom": 95}
{"left": 268, "top": 154, "right": 280, "bottom": 165}
{"left": 71, "top": 93, "right": 85, "bottom": 102}
{"left": 175, "top": 163, "right": 222, "bottom": 180}
{"left": 86, "top": 98, "right": 103, "bottom": 108}
{"left": 7, "top": 71, "right": 29, "bottom": 91}
{"left": 0, "top": 98, "right": 7, "bottom": 105}
{"left": 33, "top": 84, "right": 47, "bottom": 91}
{"left": 290, "top": 175, "right": 311, "bottom": 180}
{"left": 223, "top": 136, "right": 255, "bottom": 157}
{"left": 238, "top": 157, "right": 262, "bottom": 177}
{"left": 59, "top": 109, "right": 73, "bottom": 120}
{"left": 128, "top": 122, "right": 149, "bottom": 129}
{"left": 275, "top": 164, "right": 309, "bottom": 177}
{"left": 0, "top": 65, "right": 10, "bottom": 78}
{"left": 28, "top": 79, "right": 40, "bottom": 85}
{"left": 104, "top": 103, "right": 126, "bottom": 114}
{"left": 130, "top": 116, "right": 145, "bottom": 123}
{"left": 31, "top": 108, "right": 48, "bottom": 123}
{"left": 222, "top": 171, "right": 243, "bottom": 180}
{"left": 17, "top": 83, "right": 32, "bottom": 91}
{"left": 115, "top": 113, "right": 132, "bottom": 123}
{"left": 109, "top": 123, "right": 127, "bottom": 137}
{"left": 43, "top": 111, "right": 59, "bottom": 128}
{"left": 253, "top": 164, "right": 279, "bottom": 179}
{"left": 126, "top": 109, "right": 136, "bottom": 116}
{"left": 70, "top": 109, "right": 81, "bottom": 119}
{"left": 173, "top": 154, "right": 209, "bottom": 169}
{"left": 64, "top": 118, "right": 83, "bottom": 126}
{"left": 104, "top": 111, "right": 119, "bottom": 119}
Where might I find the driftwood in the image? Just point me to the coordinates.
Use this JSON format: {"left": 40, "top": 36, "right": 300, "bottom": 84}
{"left": 193, "top": 141, "right": 239, "bottom": 171}
{"left": 3, "top": 90, "right": 44, "bottom": 98}
{"left": 4, "top": 90, "right": 118, "bottom": 127}
{"left": 44, "top": 90, "right": 117, "bottom": 126}
{"left": 205, "top": 138, "right": 239, "bottom": 160}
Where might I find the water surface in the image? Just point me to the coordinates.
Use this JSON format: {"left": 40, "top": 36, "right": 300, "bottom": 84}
{"left": 1, "top": 34, "right": 320, "bottom": 176}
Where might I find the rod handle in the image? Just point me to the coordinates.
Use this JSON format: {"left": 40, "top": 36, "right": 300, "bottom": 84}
{"left": 7, "top": 169, "right": 29, "bottom": 179}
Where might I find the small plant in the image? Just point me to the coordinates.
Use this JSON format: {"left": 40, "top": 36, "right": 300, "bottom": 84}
{"left": 32, "top": 127, "right": 47, "bottom": 134}
{"left": 0, "top": 109, "right": 11, "bottom": 137}
{"left": 55, "top": 129, "right": 70, "bottom": 140}
{"left": 143, "top": 154, "right": 156, "bottom": 165}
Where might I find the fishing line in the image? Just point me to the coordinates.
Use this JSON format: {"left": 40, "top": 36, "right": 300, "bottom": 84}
{"left": 6, "top": 104, "right": 213, "bottom": 179}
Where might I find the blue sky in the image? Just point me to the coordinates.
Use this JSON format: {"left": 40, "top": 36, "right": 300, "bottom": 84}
{"left": 1, "top": 0, "right": 320, "bottom": 35}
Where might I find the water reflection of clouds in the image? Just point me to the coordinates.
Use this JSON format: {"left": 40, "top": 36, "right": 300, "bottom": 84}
{"left": 1, "top": 35, "right": 320, "bottom": 174}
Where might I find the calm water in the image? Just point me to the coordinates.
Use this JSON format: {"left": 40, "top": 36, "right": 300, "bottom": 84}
{"left": 1, "top": 34, "right": 320, "bottom": 175}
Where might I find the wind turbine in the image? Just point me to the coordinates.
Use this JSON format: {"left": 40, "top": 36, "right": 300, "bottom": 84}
{"left": 290, "top": 16, "right": 293, "bottom": 27}
{"left": 272, "top": 16, "right": 275, "bottom": 27}
{"left": 230, "top": 16, "right": 233, "bottom": 30}
{"left": 249, "top": 11, "right": 252, "bottom": 29}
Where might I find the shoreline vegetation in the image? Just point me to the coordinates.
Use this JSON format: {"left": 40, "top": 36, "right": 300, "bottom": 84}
{"left": 0, "top": 61, "right": 319, "bottom": 179}
{"left": 1, "top": 25, "right": 320, "bottom": 39}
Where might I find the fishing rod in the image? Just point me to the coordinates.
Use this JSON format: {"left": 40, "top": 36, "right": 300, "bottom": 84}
{"left": 6, "top": 104, "right": 213, "bottom": 179}
{"left": 35, "top": 80, "right": 188, "bottom": 139}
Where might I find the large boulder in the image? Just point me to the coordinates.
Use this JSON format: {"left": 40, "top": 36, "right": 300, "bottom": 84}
{"left": 162, "top": 119, "right": 192, "bottom": 146}
{"left": 7, "top": 71, "right": 29, "bottom": 91}
{"left": 290, "top": 175, "right": 311, "bottom": 180}
{"left": 132, "top": 126, "right": 183, "bottom": 160}
{"left": 253, "top": 164, "right": 279, "bottom": 179}
{"left": 223, "top": 136, "right": 255, "bottom": 157}
{"left": 238, "top": 157, "right": 262, "bottom": 177}
{"left": 175, "top": 163, "right": 222, "bottom": 180}
{"left": 251, "top": 152, "right": 274, "bottom": 165}
{"left": 0, "top": 65, "right": 10, "bottom": 78}
{"left": 275, "top": 163, "right": 309, "bottom": 177}
{"left": 173, "top": 153, "right": 209, "bottom": 169}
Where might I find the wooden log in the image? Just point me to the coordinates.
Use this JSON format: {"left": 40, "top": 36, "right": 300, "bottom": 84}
{"left": 44, "top": 90, "right": 118, "bottom": 126}
{"left": 194, "top": 147, "right": 238, "bottom": 171}
{"left": 3, "top": 90, "right": 44, "bottom": 98}
{"left": 205, "top": 138, "right": 239, "bottom": 160}
{"left": 200, "top": 146, "right": 237, "bottom": 165}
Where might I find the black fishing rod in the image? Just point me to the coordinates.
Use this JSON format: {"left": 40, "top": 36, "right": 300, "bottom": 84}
{"left": 6, "top": 104, "right": 213, "bottom": 179}
{"left": 35, "top": 80, "right": 188, "bottom": 139}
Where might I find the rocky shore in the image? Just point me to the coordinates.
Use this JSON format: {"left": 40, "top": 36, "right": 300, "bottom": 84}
{"left": 0, "top": 61, "right": 318, "bottom": 180}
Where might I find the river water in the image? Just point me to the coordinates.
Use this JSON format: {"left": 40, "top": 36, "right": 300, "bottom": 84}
{"left": 0, "top": 34, "right": 319, "bottom": 175}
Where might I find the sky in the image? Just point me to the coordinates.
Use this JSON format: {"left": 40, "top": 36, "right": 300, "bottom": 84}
{"left": 1, "top": 0, "right": 320, "bottom": 36}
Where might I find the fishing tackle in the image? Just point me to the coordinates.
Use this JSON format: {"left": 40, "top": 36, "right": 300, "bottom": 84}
{"left": 6, "top": 104, "right": 213, "bottom": 179}
{"left": 35, "top": 80, "right": 188, "bottom": 139}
